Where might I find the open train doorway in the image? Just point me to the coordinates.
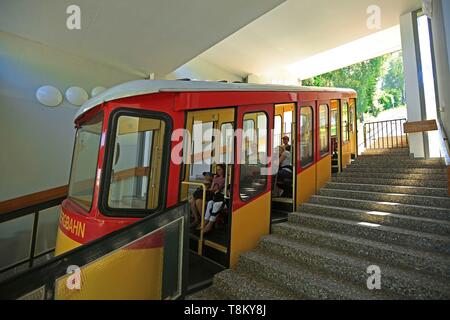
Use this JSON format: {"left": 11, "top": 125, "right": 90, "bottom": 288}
{"left": 271, "top": 103, "right": 296, "bottom": 223}
{"left": 331, "top": 100, "right": 341, "bottom": 174}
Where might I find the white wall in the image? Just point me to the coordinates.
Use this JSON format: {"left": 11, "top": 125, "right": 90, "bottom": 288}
{"left": 248, "top": 70, "right": 299, "bottom": 85}
{"left": 166, "top": 58, "right": 243, "bottom": 82}
{"left": 400, "top": 12, "right": 426, "bottom": 158}
{"left": 431, "top": 0, "right": 450, "bottom": 140}
{"left": 0, "top": 31, "right": 138, "bottom": 201}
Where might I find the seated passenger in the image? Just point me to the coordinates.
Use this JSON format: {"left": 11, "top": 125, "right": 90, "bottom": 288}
{"left": 201, "top": 185, "right": 231, "bottom": 234}
{"left": 190, "top": 172, "right": 213, "bottom": 228}
{"left": 193, "top": 164, "right": 226, "bottom": 230}
{"left": 277, "top": 145, "right": 293, "bottom": 197}
{"left": 282, "top": 136, "right": 290, "bottom": 148}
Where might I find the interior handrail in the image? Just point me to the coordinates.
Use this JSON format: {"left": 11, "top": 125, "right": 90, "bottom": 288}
{"left": 0, "top": 185, "right": 68, "bottom": 216}
{"left": 182, "top": 181, "right": 206, "bottom": 256}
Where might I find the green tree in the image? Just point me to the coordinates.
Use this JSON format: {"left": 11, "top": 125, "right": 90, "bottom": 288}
{"left": 381, "top": 53, "right": 405, "bottom": 108}
{"left": 302, "top": 56, "right": 385, "bottom": 120}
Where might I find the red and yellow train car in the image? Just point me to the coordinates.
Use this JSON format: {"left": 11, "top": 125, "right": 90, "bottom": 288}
{"left": 55, "top": 80, "right": 357, "bottom": 299}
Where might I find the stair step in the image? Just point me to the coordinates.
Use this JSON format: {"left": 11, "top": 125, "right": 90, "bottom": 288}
{"left": 259, "top": 235, "right": 450, "bottom": 299}
{"left": 288, "top": 212, "right": 450, "bottom": 254}
{"left": 332, "top": 176, "right": 448, "bottom": 188}
{"left": 319, "top": 188, "right": 450, "bottom": 209}
{"left": 212, "top": 269, "right": 297, "bottom": 300}
{"left": 309, "top": 195, "right": 450, "bottom": 221}
{"left": 325, "top": 182, "right": 449, "bottom": 197}
{"left": 345, "top": 166, "right": 448, "bottom": 174}
{"left": 272, "top": 223, "right": 450, "bottom": 279}
{"left": 359, "top": 154, "right": 411, "bottom": 160}
{"left": 339, "top": 171, "right": 448, "bottom": 181}
{"left": 237, "top": 250, "right": 390, "bottom": 300}
{"left": 300, "top": 202, "right": 450, "bottom": 236}
{"left": 363, "top": 148, "right": 410, "bottom": 155}
{"left": 354, "top": 158, "right": 445, "bottom": 167}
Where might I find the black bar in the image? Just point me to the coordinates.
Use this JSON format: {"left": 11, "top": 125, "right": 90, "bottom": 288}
{"left": 377, "top": 122, "right": 380, "bottom": 149}
{"left": 364, "top": 124, "right": 367, "bottom": 148}
{"left": 395, "top": 120, "right": 399, "bottom": 148}
{"left": 390, "top": 121, "right": 393, "bottom": 149}
{"left": 28, "top": 212, "right": 40, "bottom": 268}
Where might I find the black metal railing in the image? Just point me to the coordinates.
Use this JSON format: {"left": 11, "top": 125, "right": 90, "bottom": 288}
{"left": 363, "top": 118, "right": 408, "bottom": 150}
{"left": 0, "top": 202, "right": 189, "bottom": 300}
{"left": 0, "top": 188, "right": 67, "bottom": 280}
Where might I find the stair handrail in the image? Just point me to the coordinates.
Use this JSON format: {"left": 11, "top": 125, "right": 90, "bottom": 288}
{"left": 0, "top": 185, "right": 67, "bottom": 222}
{"left": 436, "top": 118, "right": 450, "bottom": 166}
{"left": 0, "top": 185, "right": 68, "bottom": 276}
{"left": 361, "top": 118, "right": 407, "bottom": 150}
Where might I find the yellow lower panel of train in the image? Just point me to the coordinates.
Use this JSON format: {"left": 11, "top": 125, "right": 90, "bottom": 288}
{"left": 296, "top": 165, "right": 316, "bottom": 208}
{"left": 316, "top": 155, "right": 332, "bottom": 191}
{"left": 230, "top": 192, "right": 271, "bottom": 267}
{"left": 55, "top": 228, "right": 82, "bottom": 256}
{"left": 342, "top": 142, "right": 352, "bottom": 169}
{"left": 54, "top": 229, "right": 164, "bottom": 300}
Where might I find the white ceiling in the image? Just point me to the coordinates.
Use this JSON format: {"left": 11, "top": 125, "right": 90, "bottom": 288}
{"left": 0, "top": 0, "right": 286, "bottom": 77}
{"left": 197, "top": 0, "right": 422, "bottom": 79}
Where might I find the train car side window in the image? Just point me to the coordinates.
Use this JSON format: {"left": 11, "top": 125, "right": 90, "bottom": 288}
{"left": 319, "top": 104, "right": 330, "bottom": 156}
{"left": 300, "top": 107, "right": 314, "bottom": 167}
{"left": 220, "top": 122, "right": 234, "bottom": 164}
{"left": 107, "top": 115, "right": 166, "bottom": 210}
{"left": 240, "top": 112, "right": 268, "bottom": 201}
{"left": 331, "top": 110, "right": 338, "bottom": 137}
{"left": 190, "top": 121, "right": 214, "bottom": 180}
{"left": 274, "top": 115, "right": 282, "bottom": 148}
{"left": 342, "top": 103, "right": 350, "bottom": 142}
{"left": 349, "top": 99, "right": 356, "bottom": 132}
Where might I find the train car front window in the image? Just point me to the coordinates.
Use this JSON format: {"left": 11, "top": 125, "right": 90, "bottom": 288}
{"left": 68, "top": 112, "right": 104, "bottom": 212}
{"left": 108, "top": 115, "right": 166, "bottom": 210}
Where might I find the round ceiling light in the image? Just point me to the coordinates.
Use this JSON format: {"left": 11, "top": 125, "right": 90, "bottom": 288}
{"left": 36, "top": 85, "right": 63, "bottom": 107}
{"left": 65, "top": 87, "right": 89, "bottom": 106}
{"left": 91, "top": 86, "right": 106, "bottom": 97}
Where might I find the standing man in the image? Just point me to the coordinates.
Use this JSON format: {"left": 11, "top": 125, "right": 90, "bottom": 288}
{"left": 282, "top": 136, "right": 290, "bottom": 148}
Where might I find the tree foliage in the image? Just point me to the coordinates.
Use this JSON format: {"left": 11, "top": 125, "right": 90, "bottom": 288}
{"left": 302, "top": 52, "right": 404, "bottom": 120}
{"left": 381, "top": 53, "right": 405, "bottom": 109}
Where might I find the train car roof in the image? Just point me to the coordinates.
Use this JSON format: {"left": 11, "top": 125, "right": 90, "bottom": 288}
{"left": 75, "top": 79, "right": 357, "bottom": 120}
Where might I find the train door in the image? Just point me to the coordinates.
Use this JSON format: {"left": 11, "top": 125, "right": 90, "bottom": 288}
{"left": 330, "top": 100, "right": 341, "bottom": 173}
{"left": 272, "top": 103, "right": 296, "bottom": 222}
{"left": 296, "top": 102, "right": 317, "bottom": 207}
{"left": 341, "top": 99, "right": 352, "bottom": 169}
{"left": 230, "top": 104, "right": 273, "bottom": 267}
{"left": 349, "top": 98, "right": 358, "bottom": 158}
{"left": 180, "top": 108, "right": 234, "bottom": 269}
{"left": 316, "top": 102, "right": 332, "bottom": 190}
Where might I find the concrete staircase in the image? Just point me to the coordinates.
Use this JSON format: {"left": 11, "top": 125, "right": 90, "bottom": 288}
{"left": 189, "top": 148, "right": 450, "bottom": 300}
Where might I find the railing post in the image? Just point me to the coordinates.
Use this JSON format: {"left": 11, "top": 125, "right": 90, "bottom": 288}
{"left": 364, "top": 124, "right": 367, "bottom": 149}
{"left": 28, "top": 211, "right": 40, "bottom": 268}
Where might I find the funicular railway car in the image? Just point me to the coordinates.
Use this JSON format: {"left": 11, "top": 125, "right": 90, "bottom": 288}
{"left": 55, "top": 80, "right": 357, "bottom": 299}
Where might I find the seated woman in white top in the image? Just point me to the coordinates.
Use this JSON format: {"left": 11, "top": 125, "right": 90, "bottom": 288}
{"left": 279, "top": 145, "right": 292, "bottom": 170}
{"left": 276, "top": 145, "right": 293, "bottom": 197}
